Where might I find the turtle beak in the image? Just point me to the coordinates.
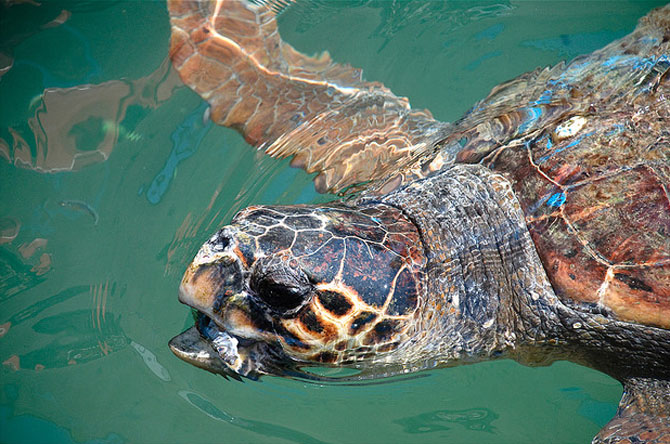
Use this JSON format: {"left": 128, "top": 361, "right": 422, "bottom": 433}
{"left": 168, "top": 327, "right": 239, "bottom": 379}
{"left": 178, "top": 264, "right": 211, "bottom": 310}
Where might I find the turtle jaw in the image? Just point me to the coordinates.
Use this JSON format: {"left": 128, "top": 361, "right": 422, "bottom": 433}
{"left": 169, "top": 326, "right": 235, "bottom": 377}
{"left": 168, "top": 317, "right": 293, "bottom": 380}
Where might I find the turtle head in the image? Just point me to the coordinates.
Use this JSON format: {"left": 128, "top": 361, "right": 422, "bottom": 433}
{"left": 169, "top": 203, "right": 427, "bottom": 380}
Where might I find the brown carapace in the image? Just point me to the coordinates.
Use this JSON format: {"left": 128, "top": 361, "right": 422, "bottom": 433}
{"left": 446, "top": 16, "right": 670, "bottom": 329}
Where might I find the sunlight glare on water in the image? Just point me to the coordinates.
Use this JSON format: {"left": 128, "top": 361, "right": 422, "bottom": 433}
{"left": 0, "top": 1, "right": 665, "bottom": 443}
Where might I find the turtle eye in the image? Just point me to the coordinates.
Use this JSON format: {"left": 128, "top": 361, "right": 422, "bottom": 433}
{"left": 256, "top": 280, "right": 309, "bottom": 313}
{"left": 250, "top": 258, "right": 312, "bottom": 313}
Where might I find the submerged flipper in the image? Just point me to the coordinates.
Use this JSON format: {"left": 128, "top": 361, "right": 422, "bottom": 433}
{"left": 594, "top": 378, "right": 670, "bottom": 444}
{"left": 167, "top": 0, "right": 450, "bottom": 194}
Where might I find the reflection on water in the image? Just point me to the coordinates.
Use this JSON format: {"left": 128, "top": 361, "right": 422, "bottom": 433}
{"left": 130, "top": 341, "right": 171, "bottom": 382}
{"left": 0, "top": 245, "right": 48, "bottom": 303}
{"left": 560, "top": 386, "right": 617, "bottom": 428}
{"left": 58, "top": 200, "right": 99, "bottom": 225}
{"left": 286, "top": 0, "right": 515, "bottom": 46}
{"left": 0, "top": 57, "right": 182, "bottom": 173}
{"left": 0, "top": 218, "right": 20, "bottom": 244}
{"left": 143, "top": 102, "right": 211, "bottom": 205}
{"left": 521, "top": 30, "right": 628, "bottom": 57}
{"left": 394, "top": 407, "right": 498, "bottom": 434}
{"left": 0, "top": 2, "right": 71, "bottom": 80}
{"left": 1, "top": 384, "right": 125, "bottom": 444}
{"left": 3, "top": 282, "right": 129, "bottom": 372}
{"left": 2, "top": 285, "right": 88, "bottom": 331}
{"left": 178, "top": 390, "right": 329, "bottom": 444}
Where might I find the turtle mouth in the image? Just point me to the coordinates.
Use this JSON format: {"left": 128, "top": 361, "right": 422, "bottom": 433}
{"left": 169, "top": 310, "right": 301, "bottom": 380}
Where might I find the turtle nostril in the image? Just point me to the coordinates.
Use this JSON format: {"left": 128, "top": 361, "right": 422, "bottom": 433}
{"left": 213, "top": 231, "right": 230, "bottom": 251}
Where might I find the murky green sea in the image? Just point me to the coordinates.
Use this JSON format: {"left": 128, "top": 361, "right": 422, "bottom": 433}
{"left": 0, "top": 1, "right": 666, "bottom": 443}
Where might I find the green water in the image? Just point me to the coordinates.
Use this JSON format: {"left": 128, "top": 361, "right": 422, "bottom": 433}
{"left": 0, "top": 1, "right": 665, "bottom": 443}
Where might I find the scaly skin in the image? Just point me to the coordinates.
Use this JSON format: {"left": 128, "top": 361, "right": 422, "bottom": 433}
{"left": 594, "top": 379, "right": 670, "bottom": 444}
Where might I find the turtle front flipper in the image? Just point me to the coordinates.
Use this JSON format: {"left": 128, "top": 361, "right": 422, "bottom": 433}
{"left": 167, "top": 0, "right": 450, "bottom": 194}
{"left": 594, "top": 378, "right": 670, "bottom": 444}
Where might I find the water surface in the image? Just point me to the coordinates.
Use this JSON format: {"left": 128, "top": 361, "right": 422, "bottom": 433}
{"left": 0, "top": 1, "right": 665, "bottom": 443}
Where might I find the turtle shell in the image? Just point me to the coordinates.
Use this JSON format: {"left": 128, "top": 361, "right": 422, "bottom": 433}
{"left": 451, "top": 7, "right": 670, "bottom": 329}
{"left": 492, "top": 111, "right": 669, "bottom": 330}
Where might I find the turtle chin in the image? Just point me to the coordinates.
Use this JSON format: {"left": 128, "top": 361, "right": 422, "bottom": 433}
{"left": 169, "top": 312, "right": 297, "bottom": 380}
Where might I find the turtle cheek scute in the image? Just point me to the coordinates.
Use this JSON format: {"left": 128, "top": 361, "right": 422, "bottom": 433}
{"left": 349, "top": 312, "right": 377, "bottom": 335}
{"left": 362, "top": 319, "right": 403, "bottom": 346}
{"left": 298, "top": 309, "right": 325, "bottom": 334}
{"left": 273, "top": 323, "right": 311, "bottom": 352}
{"left": 294, "top": 308, "right": 339, "bottom": 345}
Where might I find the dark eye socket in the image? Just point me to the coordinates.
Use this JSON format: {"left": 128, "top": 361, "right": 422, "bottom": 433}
{"left": 256, "top": 280, "right": 309, "bottom": 313}
{"left": 250, "top": 258, "right": 312, "bottom": 313}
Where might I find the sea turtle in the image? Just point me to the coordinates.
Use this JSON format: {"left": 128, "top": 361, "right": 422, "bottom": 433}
{"left": 167, "top": 1, "right": 670, "bottom": 442}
